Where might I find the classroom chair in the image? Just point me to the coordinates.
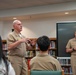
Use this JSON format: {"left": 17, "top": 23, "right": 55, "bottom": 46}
{"left": 29, "top": 70, "right": 64, "bottom": 75}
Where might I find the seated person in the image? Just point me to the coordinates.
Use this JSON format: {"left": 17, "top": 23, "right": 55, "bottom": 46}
{"left": 30, "top": 35, "right": 62, "bottom": 71}
{"left": 0, "top": 36, "right": 15, "bottom": 75}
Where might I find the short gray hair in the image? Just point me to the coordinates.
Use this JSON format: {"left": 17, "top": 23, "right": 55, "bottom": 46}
{"left": 13, "top": 20, "right": 21, "bottom": 25}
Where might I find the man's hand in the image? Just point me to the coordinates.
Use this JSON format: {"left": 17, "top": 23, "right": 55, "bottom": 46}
{"left": 73, "top": 46, "right": 76, "bottom": 51}
{"left": 19, "top": 38, "right": 28, "bottom": 43}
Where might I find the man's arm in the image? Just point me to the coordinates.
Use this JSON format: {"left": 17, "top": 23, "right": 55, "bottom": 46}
{"left": 8, "top": 38, "right": 28, "bottom": 50}
{"left": 66, "top": 48, "right": 73, "bottom": 53}
{"left": 66, "top": 40, "right": 73, "bottom": 53}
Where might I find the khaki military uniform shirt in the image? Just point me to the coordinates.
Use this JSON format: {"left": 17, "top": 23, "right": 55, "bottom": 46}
{"left": 66, "top": 38, "right": 76, "bottom": 75}
{"left": 7, "top": 31, "right": 26, "bottom": 57}
{"left": 66, "top": 38, "right": 76, "bottom": 55}
{"left": 30, "top": 53, "right": 62, "bottom": 71}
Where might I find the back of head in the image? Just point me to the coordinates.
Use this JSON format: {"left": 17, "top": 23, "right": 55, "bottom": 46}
{"left": 37, "top": 35, "right": 50, "bottom": 51}
{"left": 0, "top": 36, "right": 3, "bottom": 61}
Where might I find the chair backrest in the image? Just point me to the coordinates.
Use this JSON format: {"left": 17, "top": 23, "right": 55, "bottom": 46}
{"left": 30, "top": 70, "right": 64, "bottom": 75}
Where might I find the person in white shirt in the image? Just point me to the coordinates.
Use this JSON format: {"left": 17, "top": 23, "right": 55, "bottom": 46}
{"left": 0, "top": 36, "right": 15, "bottom": 75}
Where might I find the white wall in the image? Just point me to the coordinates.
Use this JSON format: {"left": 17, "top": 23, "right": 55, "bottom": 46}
{"left": 0, "top": 14, "right": 76, "bottom": 39}
{"left": 0, "top": 1, "right": 76, "bottom": 39}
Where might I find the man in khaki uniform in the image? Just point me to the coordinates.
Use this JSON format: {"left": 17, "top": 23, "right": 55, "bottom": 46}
{"left": 7, "top": 20, "right": 34, "bottom": 75}
{"left": 30, "top": 36, "right": 62, "bottom": 71}
{"left": 66, "top": 31, "right": 76, "bottom": 75}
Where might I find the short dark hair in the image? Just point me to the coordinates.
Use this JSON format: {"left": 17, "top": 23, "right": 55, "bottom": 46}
{"left": 37, "top": 36, "right": 50, "bottom": 51}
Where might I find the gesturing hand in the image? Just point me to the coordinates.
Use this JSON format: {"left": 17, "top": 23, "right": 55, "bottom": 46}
{"left": 19, "top": 38, "right": 28, "bottom": 43}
